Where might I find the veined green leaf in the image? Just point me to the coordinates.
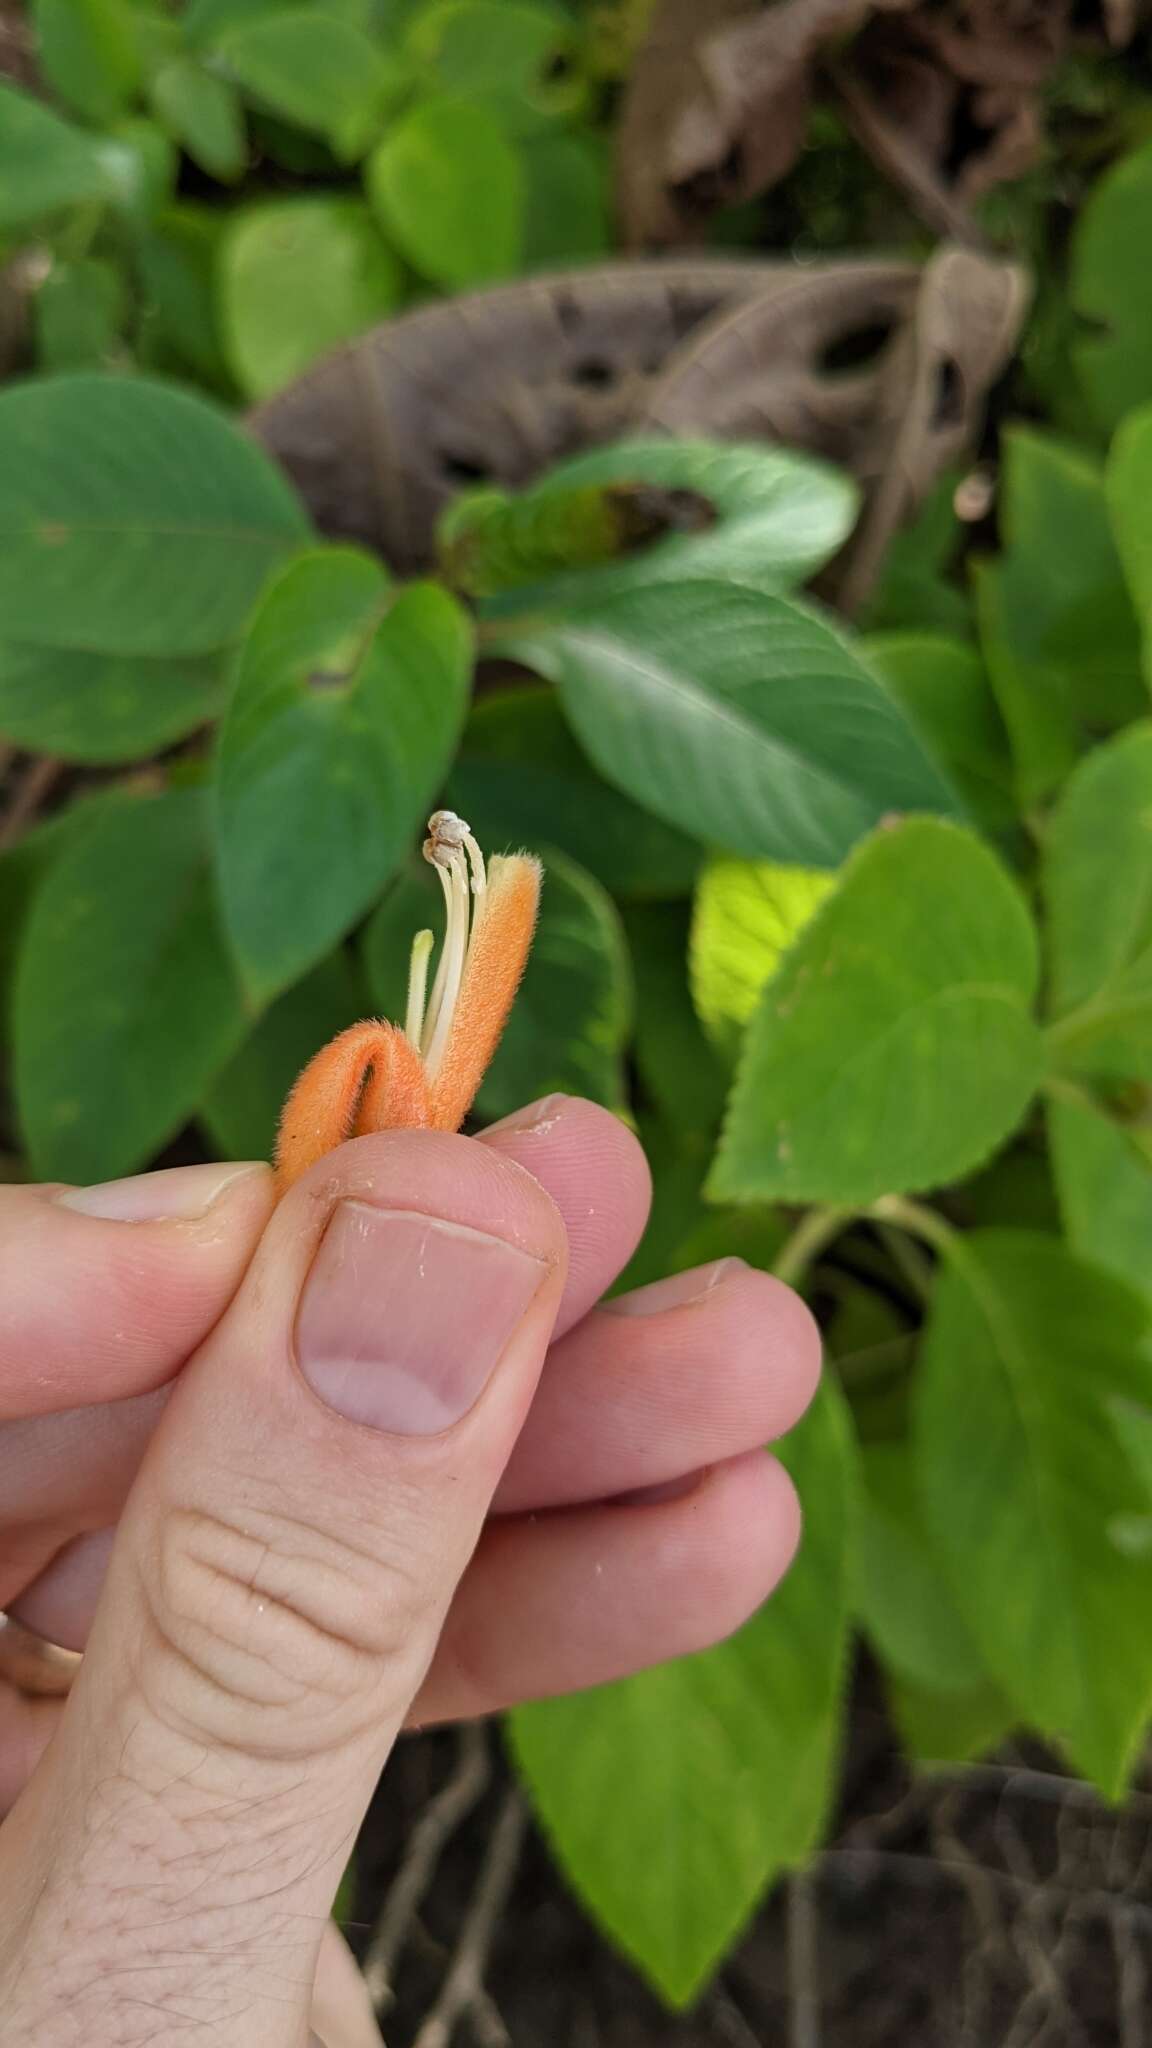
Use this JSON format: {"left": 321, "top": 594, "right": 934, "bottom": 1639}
{"left": 690, "top": 856, "right": 835, "bottom": 1062}
{"left": 510, "top": 1383, "right": 856, "bottom": 2005}
{"left": 491, "top": 581, "right": 961, "bottom": 867}
{"left": 0, "top": 374, "right": 310, "bottom": 656}
{"left": 916, "top": 1229, "right": 1152, "bottom": 1796}
{"left": 13, "top": 790, "right": 249, "bottom": 1182}
{"left": 215, "top": 548, "right": 472, "bottom": 999}
{"left": 710, "top": 818, "right": 1043, "bottom": 1206}
{"left": 1043, "top": 723, "right": 1152, "bottom": 1079}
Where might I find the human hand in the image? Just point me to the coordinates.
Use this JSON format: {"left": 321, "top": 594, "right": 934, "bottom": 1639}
{"left": 0, "top": 1097, "right": 819, "bottom": 2045}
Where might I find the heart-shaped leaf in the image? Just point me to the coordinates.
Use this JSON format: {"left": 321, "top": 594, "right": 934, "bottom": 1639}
{"left": 710, "top": 818, "right": 1044, "bottom": 1205}
{"left": 457, "top": 438, "right": 858, "bottom": 604}
{"left": 215, "top": 547, "right": 472, "bottom": 1000}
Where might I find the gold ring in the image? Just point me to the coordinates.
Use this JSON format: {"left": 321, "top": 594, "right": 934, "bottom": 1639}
{"left": 0, "top": 1613, "right": 82, "bottom": 1699}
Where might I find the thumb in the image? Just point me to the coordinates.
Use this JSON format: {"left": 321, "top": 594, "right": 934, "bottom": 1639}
{"left": 0, "top": 1132, "right": 565, "bottom": 2045}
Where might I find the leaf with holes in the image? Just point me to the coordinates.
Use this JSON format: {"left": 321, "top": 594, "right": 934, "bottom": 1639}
{"left": 464, "top": 438, "right": 858, "bottom": 605}
{"left": 215, "top": 547, "right": 472, "bottom": 1000}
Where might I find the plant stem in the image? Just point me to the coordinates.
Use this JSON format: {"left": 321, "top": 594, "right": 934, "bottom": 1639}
{"left": 868, "top": 1194, "right": 958, "bottom": 1259}
{"left": 772, "top": 1204, "right": 855, "bottom": 1288}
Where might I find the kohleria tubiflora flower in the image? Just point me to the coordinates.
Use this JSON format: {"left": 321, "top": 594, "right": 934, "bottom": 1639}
{"left": 275, "top": 812, "right": 541, "bottom": 1192}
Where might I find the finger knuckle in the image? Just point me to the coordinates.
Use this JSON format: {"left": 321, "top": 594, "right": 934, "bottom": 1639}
{"left": 139, "top": 1501, "right": 430, "bottom": 1758}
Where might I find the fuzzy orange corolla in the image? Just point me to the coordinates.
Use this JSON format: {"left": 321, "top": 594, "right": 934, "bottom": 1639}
{"left": 275, "top": 811, "right": 541, "bottom": 1192}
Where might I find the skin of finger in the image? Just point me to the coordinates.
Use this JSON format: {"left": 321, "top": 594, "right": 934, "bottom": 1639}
{"left": 0, "top": 1100, "right": 646, "bottom": 1562}
{"left": 0, "top": 1692, "right": 58, "bottom": 1816}
{"left": 310, "top": 1924, "right": 384, "bottom": 2048}
{"left": 495, "top": 1265, "right": 822, "bottom": 1512}
{"left": 0, "top": 1169, "right": 275, "bottom": 1417}
{"left": 412, "top": 1450, "right": 801, "bottom": 1723}
{"left": 0, "top": 1132, "right": 567, "bottom": 2047}
{"left": 477, "top": 1094, "right": 651, "bottom": 1338}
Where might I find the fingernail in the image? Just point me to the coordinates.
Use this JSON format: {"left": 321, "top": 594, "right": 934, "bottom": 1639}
{"left": 296, "top": 1203, "right": 547, "bottom": 1434}
{"left": 603, "top": 1258, "right": 743, "bottom": 1317}
{"left": 55, "top": 1162, "right": 266, "bottom": 1222}
{"left": 611, "top": 1471, "right": 706, "bottom": 1508}
{"left": 483, "top": 1094, "right": 570, "bottom": 1136}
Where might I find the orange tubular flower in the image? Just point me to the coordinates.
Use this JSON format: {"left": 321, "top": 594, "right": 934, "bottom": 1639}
{"left": 275, "top": 812, "right": 542, "bottom": 1193}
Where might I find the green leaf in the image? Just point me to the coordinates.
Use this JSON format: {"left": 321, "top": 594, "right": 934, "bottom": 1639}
{"left": 32, "top": 0, "right": 140, "bottom": 124}
{"left": 221, "top": 8, "right": 398, "bottom": 155}
{"left": 1049, "top": 1091, "right": 1152, "bottom": 1305}
{"left": 521, "top": 131, "right": 609, "bottom": 266}
{"left": 366, "top": 95, "right": 523, "bottom": 287}
{"left": 468, "top": 439, "right": 858, "bottom": 605}
{"left": 201, "top": 950, "right": 363, "bottom": 1160}
{"left": 623, "top": 903, "right": 728, "bottom": 1142}
{"left": 215, "top": 549, "right": 472, "bottom": 1000}
{"left": 916, "top": 1230, "right": 1152, "bottom": 1795}
{"left": 362, "top": 845, "right": 632, "bottom": 1117}
{"left": 0, "top": 794, "right": 113, "bottom": 1031}
{"left": 690, "top": 856, "right": 836, "bottom": 1062}
{"left": 35, "top": 258, "right": 125, "bottom": 372}
{"left": 1043, "top": 723, "right": 1152, "bottom": 1079}
{"left": 857, "top": 1441, "right": 990, "bottom": 1695}
{"left": 861, "top": 472, "right": 971, "bottom": 643}
{"left": 407, "top": 0, "right": 571, "bottom": 133}
{"left": 0, "top": 374, "right": 309, "bottom": 657}
{"left": 134, "top": 205, "right": 228, "bottom": 385}
{"left": 13, "top": 790, "right": 249, "bottom": 1183}
{"left": 1109, "top": 405, "right": 1152, "bottom": 682}
{"left": 888, "top": 1674, "right": 1016, "bottom": 1767}
{"left": 449, "top": 685, "right": 699, "bottom": 900}
{"left": 709, "top": 819, "right": 1044, "bottom": 1206}
{"left": 105, "top": 115, "right": 178, "bottom": 218}
{"left": 864, "top": 632, "right": 1015, "bottom": 833}
{"left": 221, "top": 197, "right": 400, "bottom": 401}
{"left": 1071, "top": 139, "right": 1152, "bottom": 436}
{"left": 0, "top": 81, "right": 129, "bottom": 230}
{"left": 510, "top": 1382, "right": 856, "bottom": 2006}
{"left": 0, "top": 643, "right": 222, "bottom": 763}
{"left": 149, "top": 59, "right": 247, "bottom": 181}
{"left": 975, "top": 430, "right": 1145, "bottom": 805}
{"left": 491, "top": 581, "right": 961, "bottom": 866}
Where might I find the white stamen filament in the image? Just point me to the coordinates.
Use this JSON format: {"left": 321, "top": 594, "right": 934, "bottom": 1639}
{"left": 416, "top": 811, "right": 490, "bottom": 1081}
{"left": 405, "top": 928, "right": 434, "bottom": 1047}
